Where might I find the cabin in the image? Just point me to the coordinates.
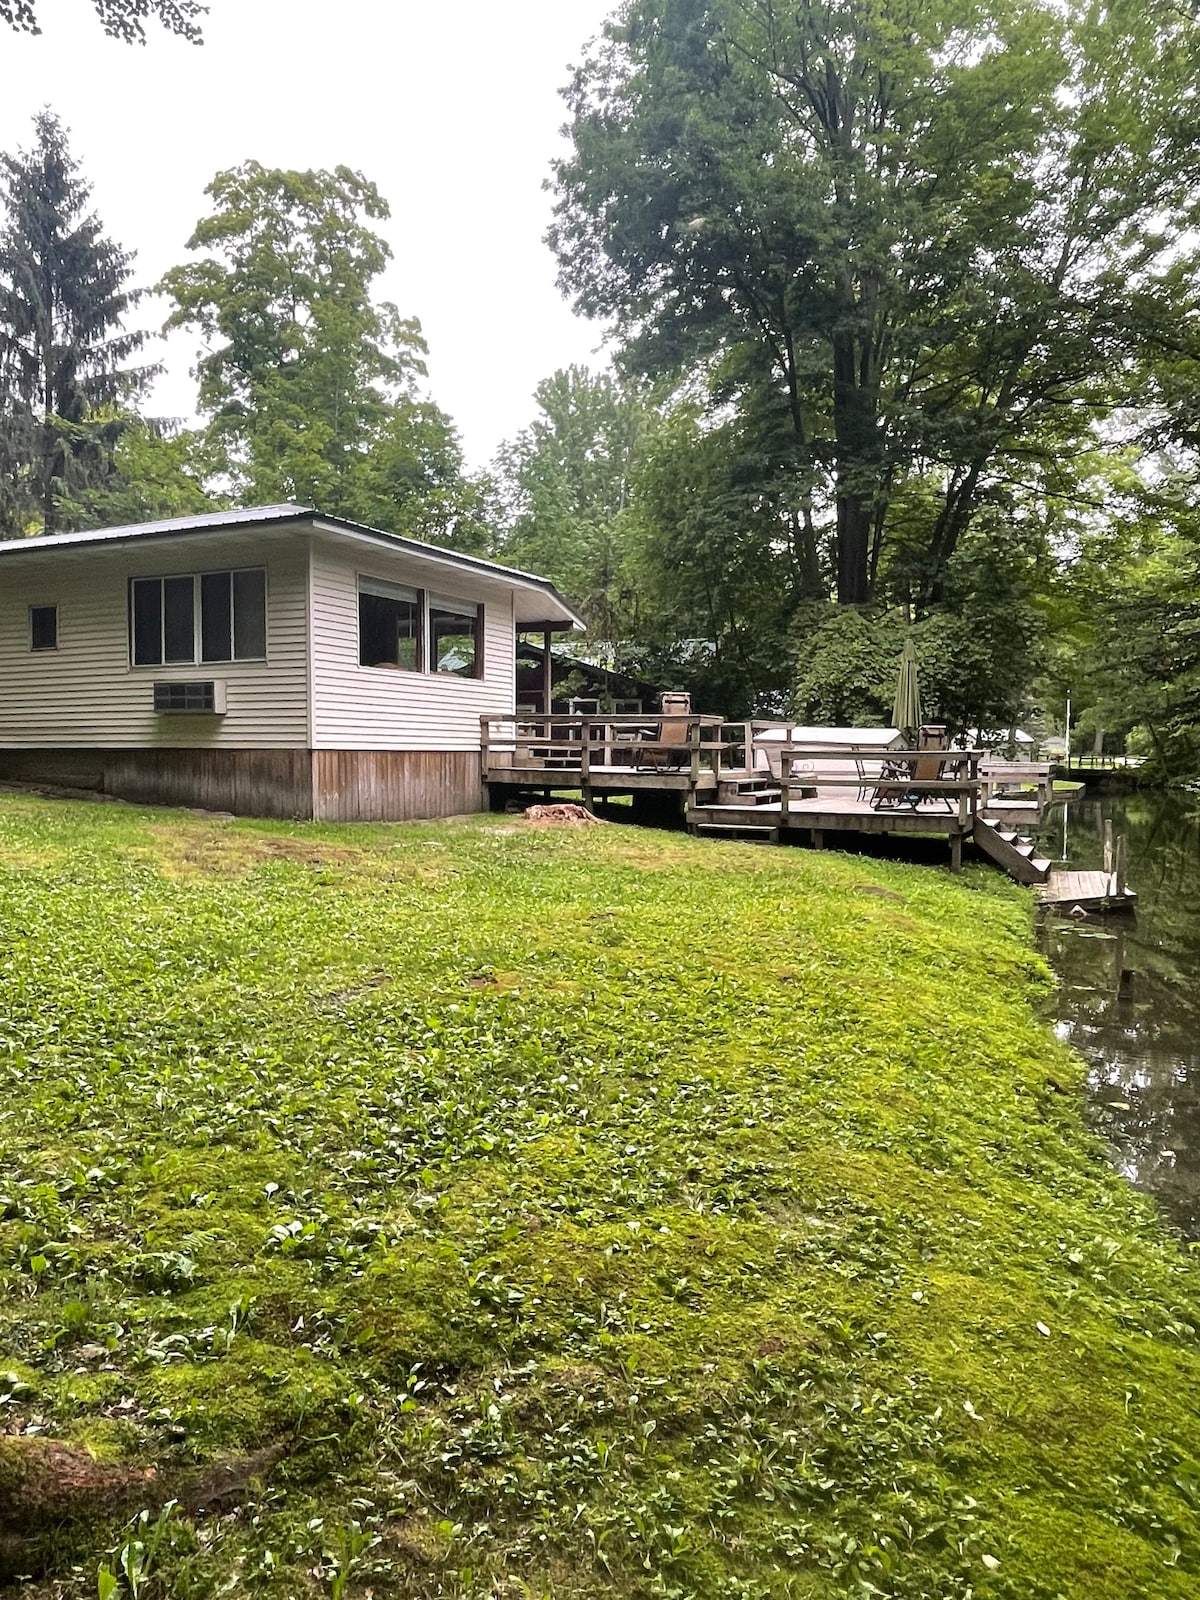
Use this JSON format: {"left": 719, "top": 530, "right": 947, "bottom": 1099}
{"left": 0, "top": 505, "right": 582, "bottom": 820}
{"left": 514, "top": 637, "right": 660, "bottom": 716}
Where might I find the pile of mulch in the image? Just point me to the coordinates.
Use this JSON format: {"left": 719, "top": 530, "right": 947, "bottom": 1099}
{"left": 523, "top": 803, "right": 602, "bottom": 827}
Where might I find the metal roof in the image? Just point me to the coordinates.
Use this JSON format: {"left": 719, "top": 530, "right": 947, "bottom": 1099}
{"left": 0, "top": 504, "right": 585, "bottom": 630}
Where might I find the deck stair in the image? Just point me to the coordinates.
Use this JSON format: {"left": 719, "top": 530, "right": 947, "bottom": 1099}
{"left": 693, "top": 820, "right": 780, "bottom": 845}
{"left": 973, "top": 813, "right": 1052, "bottom": 886}
{"left": 715, "top": 774, "right": 782, "bottom": 806}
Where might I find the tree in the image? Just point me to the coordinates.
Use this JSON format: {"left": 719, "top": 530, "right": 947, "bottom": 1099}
{"left": 76, "top": 420, "right": 218, "bottom": 527}
{"left": 162, "top": 161, "right": 470, "bottom": 542}
{"left": 551, "top": 0, "right": 1200, "bottom": 607}
{"left": 1, "top": 0, "right": 204, "bottom": 42}
{"left": 0, "top": 111, "right": 152, "bottom": 535}
{"left": 492, "top": 367, "right": 655, "bottom": 636}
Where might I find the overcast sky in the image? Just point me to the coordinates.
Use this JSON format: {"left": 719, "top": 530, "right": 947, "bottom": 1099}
{"left": 0, "top": 0, "right": 617, "bottom": 470}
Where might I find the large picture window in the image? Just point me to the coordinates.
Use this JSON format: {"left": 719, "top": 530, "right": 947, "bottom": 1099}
{"left": 357, "top": 576, "right": 483, "bottom": 678}
{"left": 429, "top": 596, "right": 481, "bottom": 677}
{"left": 358, "top": 578, "right": 422, "bottom": 670}
{"left": 130, "top": 569, "right": 266, "bottom": 667}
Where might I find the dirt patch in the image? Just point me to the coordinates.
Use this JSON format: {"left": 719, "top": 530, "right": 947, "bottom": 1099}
{"left": 854, "top": 883, "right": 907, "bottom": 903}
{"left": 524, "top": 803, "right": 602, "bottom": 827}
{"left": 146, "top": 827, "right": 368, "bottom": 878}
{"left": 0, "top": 1437, "right": 286, "bottom": 1578}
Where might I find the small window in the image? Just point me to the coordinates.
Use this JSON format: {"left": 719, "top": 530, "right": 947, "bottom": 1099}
{"left": 429, "top": 596, "right": 482, "bottom": 678}
{"left": 30, "top": 605, "right": 58, "bottom": 651}
{"left": 359, "top": 578, "right": 422, "bottom": 670}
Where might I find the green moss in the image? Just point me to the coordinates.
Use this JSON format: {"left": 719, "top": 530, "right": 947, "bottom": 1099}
{"left": 0, "top": 795, "right": 1198, "bottom": 1596}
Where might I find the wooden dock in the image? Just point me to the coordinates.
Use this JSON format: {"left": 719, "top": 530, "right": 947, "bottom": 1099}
{"left": 1038, "top": 870, "right": 1137, "bottom": 913}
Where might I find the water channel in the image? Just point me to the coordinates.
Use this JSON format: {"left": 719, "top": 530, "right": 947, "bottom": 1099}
{"left": 1036, "top": 789, "right": 1200, "bottom": 1239}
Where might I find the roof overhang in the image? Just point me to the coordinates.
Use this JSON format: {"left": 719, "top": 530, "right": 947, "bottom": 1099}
{"left": 0, "top": 504, "right": 586, "bottom": 632}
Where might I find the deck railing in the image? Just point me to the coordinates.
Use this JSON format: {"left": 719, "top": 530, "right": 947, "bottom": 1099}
{"left": 483, "top": 716, "right": 988, "bottom": 819}
{"left": 481, "top": 712, "right": 732, "bottom": 785}
{"left": 776, "top": 744, "right": 985, "bottom": 828}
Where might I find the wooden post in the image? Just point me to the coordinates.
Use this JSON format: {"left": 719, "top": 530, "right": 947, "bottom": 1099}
{"left": 542, "top": 628, "right": 553, "bottom": 716}
{"left": 780, "top": 753, "right": 791, "bottom": 822}
{"left": 480, "top": 715, "right": 489, "bottom": 783}
{"left": 1115, "top": 833, "right": 1126, "bottom": 896}
{"left": 950, "top": 832, "right": 963, "bottom": 873}
{"left": 1103, "top": 818, "right": 1114, "bottom": 874}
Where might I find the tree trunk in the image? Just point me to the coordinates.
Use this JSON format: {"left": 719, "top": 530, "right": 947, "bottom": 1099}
{"left": 836, "top": 491, "right": 871, "bottom": 605}
{"left": 832, "top": 326, "right": 876, "bottom": 605}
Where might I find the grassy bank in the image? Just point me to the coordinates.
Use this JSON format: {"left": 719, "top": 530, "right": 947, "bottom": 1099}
{"left": 1, "top": 796, "right": 1198, "bottom": 1598}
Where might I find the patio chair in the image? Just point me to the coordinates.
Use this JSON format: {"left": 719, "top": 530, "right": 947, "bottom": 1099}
{"left": 871, "top": 728, "right": 956, "bottom": 812}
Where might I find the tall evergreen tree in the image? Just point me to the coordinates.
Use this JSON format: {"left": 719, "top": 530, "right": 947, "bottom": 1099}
{"left": 0, "top": 112, "right": 152, "bottom": 535}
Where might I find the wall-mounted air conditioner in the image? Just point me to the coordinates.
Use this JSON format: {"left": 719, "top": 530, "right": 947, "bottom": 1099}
{"left": 153, "top": 680, "right": 227, "bottom": 714}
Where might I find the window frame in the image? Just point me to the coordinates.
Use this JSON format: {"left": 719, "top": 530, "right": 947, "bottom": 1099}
{"left": 29, "top": 603, "right": 59, "bottom": 653}
{"left": 428, "top": 594, "right": 484, "bottom": 680}
{"left": 356, "top": 573, "right": 485, "bottom": 681}
{"left": 357, "top": 576, "right": 426, "bottom": 674}
{"left": 128, "top": 567, "right": 268, "bottom": 669}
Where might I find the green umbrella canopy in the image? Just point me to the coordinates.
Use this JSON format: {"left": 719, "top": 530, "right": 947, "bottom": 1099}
{"left": 892, "top": 637, "right": 922, "bottom": 742}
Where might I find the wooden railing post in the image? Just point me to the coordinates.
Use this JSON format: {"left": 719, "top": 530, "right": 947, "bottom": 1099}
{"left": 780, "top": 751, "right": 791, "bottom": 822}
{"left": 480, "top": 715, "right": 489, "bottom": 781}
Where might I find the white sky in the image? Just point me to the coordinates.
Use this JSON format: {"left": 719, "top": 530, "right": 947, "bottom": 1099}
{"left": 0, "top": 0, "right": 617, "bottom": 470}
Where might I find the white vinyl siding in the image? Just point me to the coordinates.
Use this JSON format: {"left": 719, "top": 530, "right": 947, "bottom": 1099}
{"left": 0, "top": 530, "right": 309, "bottom": 749}
{"left": 309, "top": 536, "right": 516, "bottom": 751}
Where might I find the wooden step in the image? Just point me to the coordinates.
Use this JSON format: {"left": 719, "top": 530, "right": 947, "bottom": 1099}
{"left": 971, "top": 816, "right": 1051, "bottom": 885}
{"left": 694, "top": 822, "right": 780, "bottom": 845}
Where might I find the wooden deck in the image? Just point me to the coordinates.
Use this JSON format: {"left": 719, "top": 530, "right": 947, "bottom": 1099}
{"left": 481, "top": 715, "right": 1077, "bottom": 888}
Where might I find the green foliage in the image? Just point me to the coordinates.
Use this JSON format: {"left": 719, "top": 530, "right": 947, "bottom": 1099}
{"left": 74, "top": 420, "right": 218, "bottom": 528}
{"left": 493, "top": 366, "right": 654, "bottom": 634}
{"left": 622, "top": 402, "right": 814, "bottom": 713}
{"left": 1, "top": 798, "right": 1199, "bottom": 1595}
{"left": 550, "top": 0, "right": 1200, "bottom": 619}
{"left": 794, "top": 533, "right": 1042, "bottom": 732}
{"left": 162, "top": 162, "right": 471, "bottom": 542}
{"left": 0, "top": 0, "right": 204, "bottom": 41}
{"left": 0, "top": 112, "right": 153, "bottom": 535}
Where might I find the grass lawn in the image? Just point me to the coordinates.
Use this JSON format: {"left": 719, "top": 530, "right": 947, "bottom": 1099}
{"left": 1, "top": 795, "right": 1198, "bottom": 1598}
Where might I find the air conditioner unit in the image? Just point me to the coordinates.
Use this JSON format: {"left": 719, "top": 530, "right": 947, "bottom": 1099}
{"left": 153, "top": 680, "right": 227, "bottom": 714}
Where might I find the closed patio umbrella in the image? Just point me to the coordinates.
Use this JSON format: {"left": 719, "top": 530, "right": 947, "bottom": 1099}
{"left": 892, "top": 637, "right": 922, "bottom": 744}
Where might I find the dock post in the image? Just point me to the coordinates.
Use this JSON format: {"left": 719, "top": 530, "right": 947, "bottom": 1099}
{"left": 950, "top": 832, "right": 962, "bottom": 873}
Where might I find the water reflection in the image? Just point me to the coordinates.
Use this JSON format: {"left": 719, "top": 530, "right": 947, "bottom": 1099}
{"left": 1036, "top": 792, "right": 1200, "bottom": 1237}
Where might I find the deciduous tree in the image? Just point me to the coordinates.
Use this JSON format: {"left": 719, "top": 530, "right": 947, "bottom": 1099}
{"left": 162, "top": 161, "right": 469, "bottom": 542}
{"left": 1, "top": 0, "right": 204, "bottom": 42}
{"left": 551, "top": 0, "right": 1200, "bottom": 607}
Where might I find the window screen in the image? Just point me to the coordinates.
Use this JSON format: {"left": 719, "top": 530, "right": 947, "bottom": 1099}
{"left": 163, "top": 576, "right": 195, "bottom": 663}
{"left": 30, "top": 605, "right": 58, "bottom": 651}
{"left": 359, "top": 578, "right": 422, "bottom": 670}
{"left": 429, "top": 597, "right": 481, "bottom": 677}
{"left": 131, "top": 578, "right": 165, "bottom": 666}
{"left": 132, "top": 569, "right": 266, "bottom": 666}
{"left": 232, "top": 569, "right": 267, "bottom": 659}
